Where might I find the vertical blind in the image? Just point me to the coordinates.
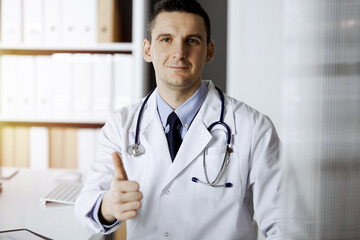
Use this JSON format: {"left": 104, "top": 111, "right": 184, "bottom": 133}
{"left": 282, "top": 1, "right": 360, "bottom": 239}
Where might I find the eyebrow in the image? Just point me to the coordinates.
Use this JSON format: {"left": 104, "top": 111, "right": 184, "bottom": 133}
{"left": 155, "top": 33, "right": 204, "bottom": 41}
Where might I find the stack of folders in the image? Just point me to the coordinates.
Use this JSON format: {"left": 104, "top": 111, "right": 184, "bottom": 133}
{"left": 0, "top": 53, "right": 133, "bottom": 121}
{"left": 0, "top": 0, "right": 121, "bottom": 44}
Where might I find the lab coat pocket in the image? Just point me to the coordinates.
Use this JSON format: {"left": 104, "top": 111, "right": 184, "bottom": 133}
{"left": 192, "top": 147, "right": 242, "bottom": 201}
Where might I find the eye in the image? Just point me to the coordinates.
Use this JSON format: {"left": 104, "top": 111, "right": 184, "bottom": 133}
{"left": 161, "top": 38, "right": 171, "bottom": 43}
{"left": 188, "top": 38, "right": 200, "bottom": 45}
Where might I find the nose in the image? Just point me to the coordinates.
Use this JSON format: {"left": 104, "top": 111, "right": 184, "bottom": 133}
{"left": 172, "top": 41, "right": 187, "bottom": 59}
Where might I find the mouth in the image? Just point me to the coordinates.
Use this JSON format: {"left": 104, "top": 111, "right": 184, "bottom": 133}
{"left": 168, "top": 66, "right": 190, "bottom": 70}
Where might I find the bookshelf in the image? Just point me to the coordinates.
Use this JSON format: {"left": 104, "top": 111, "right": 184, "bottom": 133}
{"left": 0, "top": 2, "right": 148, "bottom": 237}
{"left": 0, "top": 0, "right": 150, "bottom": 173}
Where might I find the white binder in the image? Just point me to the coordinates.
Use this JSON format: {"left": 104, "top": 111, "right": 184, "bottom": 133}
{"left": 51, "top": 53, "right": 73, "bottom": 118}
{"left": 35, "top": 55, "right": 52, "bottom": 117}
{"left": 61, "top": 0, "right": 81, "bottom": 43}
{"left": 73, "top": 54, "right": 92, "bottom": 118}
{"left": 78, "top": 0, "right": 98, "bottom": 43}
{"left": 23, "top": 0, "right": 43, "bottom": 43}
{"left": 0, "top": 0, "right": 22, "bottom": 43}
{"left": 113, "top": 54, "right": 134, "bottom": 110}
{"left": 18, "top": 56, "right": 36, "bottom": 117}
{"left": 29, "top": 127, "right": 49, "bottom": 170}
{"left": 43, "top": 0, "right": 61, "bottom": 43}
{"left": 0, "top": 55, "right": 20, "bottom": 116}
{"left": 92, "top": 54, "right": 113, "bottom": 120}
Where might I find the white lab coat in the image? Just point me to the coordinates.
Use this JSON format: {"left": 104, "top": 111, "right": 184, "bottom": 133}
{"left": 75, "top": 80, "right": 281, "bottom": 240}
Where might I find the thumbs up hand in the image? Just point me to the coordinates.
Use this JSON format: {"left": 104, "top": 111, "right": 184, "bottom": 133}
{"left": 100, "top": 152, "right": 143, "bottom": 224}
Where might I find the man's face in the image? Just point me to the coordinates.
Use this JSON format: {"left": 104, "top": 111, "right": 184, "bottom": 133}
{"left": 143, "top": 11, "right": 214, "bottom": 93}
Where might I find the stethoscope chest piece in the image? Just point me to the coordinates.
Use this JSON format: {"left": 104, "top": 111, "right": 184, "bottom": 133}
{"left": 127, "top": 143, "right": 145, "bottom": 157}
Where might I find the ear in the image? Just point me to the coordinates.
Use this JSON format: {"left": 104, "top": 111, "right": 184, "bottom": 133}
{"left": 143, "top": 39, "right": 152, "bottom": 63}
{"left": 205, "top": 40, "right": 215, "bottom": 62}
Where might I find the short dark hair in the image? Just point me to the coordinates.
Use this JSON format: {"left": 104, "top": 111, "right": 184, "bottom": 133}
{"left": 146, "top": 0, "right": 211, "bottom": 44}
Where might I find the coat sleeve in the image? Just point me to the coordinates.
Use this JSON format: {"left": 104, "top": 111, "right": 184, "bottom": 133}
{"left": 248, "top": 114, "right": 282, "bottom": 239}
{"left": 74, "top": 112, "right": 123, "bottom": 234}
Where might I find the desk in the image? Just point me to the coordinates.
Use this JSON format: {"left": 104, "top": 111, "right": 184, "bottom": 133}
{"left": 0, "top": 168, "right": 94, "bottom": 240}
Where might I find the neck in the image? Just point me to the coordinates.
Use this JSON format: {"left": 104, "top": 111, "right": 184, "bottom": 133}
{"left": 158, "top": 81, "right": 201, "bottom": 109}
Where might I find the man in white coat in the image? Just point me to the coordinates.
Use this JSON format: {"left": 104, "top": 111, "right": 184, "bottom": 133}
{"left": 75, "top": 0, "right": 282, "bottom": 239}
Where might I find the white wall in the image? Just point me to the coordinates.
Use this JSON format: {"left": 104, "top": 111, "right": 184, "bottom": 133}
{"left": 227, "top": 0, "right": 284, "bottom": 139}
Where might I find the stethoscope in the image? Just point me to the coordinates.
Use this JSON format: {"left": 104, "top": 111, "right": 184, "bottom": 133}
{"left": 127, "top": 86, "right": 233, "bottom": 188}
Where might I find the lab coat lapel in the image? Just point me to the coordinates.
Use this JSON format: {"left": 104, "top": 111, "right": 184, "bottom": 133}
{"left": 162, "top": 118, "right": 212, "bottom": 186}
{"left": 138, "top": 92, "right": 172, "bottom": 166}
{"left": 142, "top": 117, "right": 171, "bottom": 166}
{"left": 140, "top": 101, "right": 213, "bottom": 176}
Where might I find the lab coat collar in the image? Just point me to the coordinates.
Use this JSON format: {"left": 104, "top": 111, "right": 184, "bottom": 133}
{"left": 128, "top": 81, "right": 236, "bottom": 135}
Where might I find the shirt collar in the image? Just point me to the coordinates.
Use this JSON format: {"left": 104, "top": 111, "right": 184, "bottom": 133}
{"left": 156, "top": 81, "right": 208, "bottom": 129}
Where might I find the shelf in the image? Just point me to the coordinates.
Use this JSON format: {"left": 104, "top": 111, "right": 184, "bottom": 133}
{"left": 0, "top": 42, "right": 133, "bottom": 52}
{"left": 0, "top": 116, "right": 105, "bottom": 127}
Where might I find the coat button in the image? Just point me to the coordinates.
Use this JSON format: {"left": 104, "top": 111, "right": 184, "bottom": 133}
{"left": 165, "top": 232, "right": 169, "bottom": 237}
{"left": 165, "top": 190, "right": 170, "bottom": 195}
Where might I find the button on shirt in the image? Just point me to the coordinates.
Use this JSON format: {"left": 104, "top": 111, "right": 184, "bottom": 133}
{"left": 90, "top": 81, "right": 208, "bottom": 231}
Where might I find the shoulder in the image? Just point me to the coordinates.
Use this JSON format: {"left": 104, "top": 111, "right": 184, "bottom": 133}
{"left": 226, "top": 94, "right": 275, "bottom": 130}
{"left": 103, "top": 89, "right": 158, "bottom": 132}
{"left": 103, "top": 101, "right": 144, "bottom": 134}
{"left": 225, "top": 94, "right": 280, "bottom": 152}
{"left": 205, "top": 81, "right": 277, "bottom": 136}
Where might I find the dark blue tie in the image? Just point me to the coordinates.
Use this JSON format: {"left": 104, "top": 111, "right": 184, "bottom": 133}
{"left": 166, "top": 112, "right": 182, "bottom": 161}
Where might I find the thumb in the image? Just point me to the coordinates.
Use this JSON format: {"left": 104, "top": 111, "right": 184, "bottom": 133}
{"left": 112, "top": 152, "right": 128, "bottom": 181}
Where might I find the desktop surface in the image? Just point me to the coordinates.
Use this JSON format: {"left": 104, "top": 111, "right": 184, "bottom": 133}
{"left": 0, "top": 168, "right": 93, "bottom": 240}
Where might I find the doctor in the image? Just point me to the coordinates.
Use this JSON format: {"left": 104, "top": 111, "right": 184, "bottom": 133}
{"left": 75, "top": 0, "right": 281, "bottom": 239}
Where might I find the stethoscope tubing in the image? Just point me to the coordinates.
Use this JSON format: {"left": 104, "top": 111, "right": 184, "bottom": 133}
{"left": 133, "top": 86, "right": 227, "bottom": 147}
{"left": 197, "top": 86, "right": 233, "bottom": 188}
{"left": 128, "top": 85, "right": 233, "bottom": 188}
{"left": 134, "top": 88, "right": 155, "bottom": 145}
{"left": 207, "top": 121, "right": 231, "bottom": 145}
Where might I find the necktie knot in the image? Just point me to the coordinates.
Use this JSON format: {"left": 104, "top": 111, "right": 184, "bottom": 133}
{"left": 167, "top": 112, "right": 181, "bottom": 131}
{"left": 166, "top": 112, "right": 182, "bottom": 161}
